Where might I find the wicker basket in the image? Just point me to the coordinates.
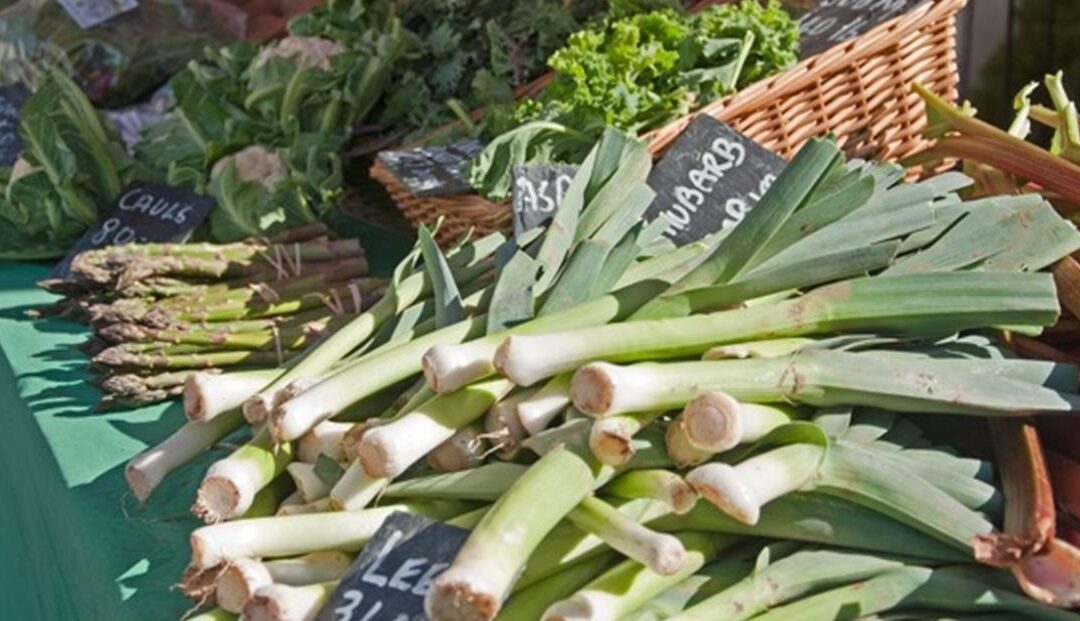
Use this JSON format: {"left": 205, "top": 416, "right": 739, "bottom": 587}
{"left": 372, "top": 0, "right": 966, "bottom": 244}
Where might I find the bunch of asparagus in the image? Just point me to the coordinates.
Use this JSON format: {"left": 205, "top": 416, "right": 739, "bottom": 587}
{"left": 38, "top": 224, "right": 384, "bottom": 409}
{"left": 129, "top": 130, "right": 1080, "bottom": 620}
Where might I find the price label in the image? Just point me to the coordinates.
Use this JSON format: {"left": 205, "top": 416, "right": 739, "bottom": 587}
{"left": 316, "top": 512, "right": 470, "bottom": 621}
{"left": 377, "top": 140, "right": 485, "bottom": 198}
{"left": 511, "top": 164, "right": 578, "bottom": 237}
{"left": 58, "top": 0, "right": 138, "bottom": 29}
{"left": 50, "top": 182, "right": 215, "bottom": 278}
{"left": 0, "top": 83, "right": 30, "bottom": 167}
{"left": 644, "top": 116, "right": 785, "bottom": 245}
{"left": 798, "top": 0, "right": 927, "bottom": 57}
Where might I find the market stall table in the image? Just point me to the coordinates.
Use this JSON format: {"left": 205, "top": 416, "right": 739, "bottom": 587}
{"left": 0, "top": 224, "right": 410, "bottom": 620}
{"left": 0, "top": 260, "right": 200, "bottom": 619}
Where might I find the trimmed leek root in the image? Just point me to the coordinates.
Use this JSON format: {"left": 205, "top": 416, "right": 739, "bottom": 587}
{"left": 426, "top": 447, "right": 596, "bottom": 621}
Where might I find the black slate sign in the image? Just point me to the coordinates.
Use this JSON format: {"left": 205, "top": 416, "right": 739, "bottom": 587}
{"left": 798, "top": 0, "right": 928, "bottom": 58}
{"left": 317, "top": 512, "right": 470, "bottom": 621}
{"left": 50, "top": 181, "right": 215, "bottom": 278}
{"left": 377, "top": 140, "right": 485, "bottom": 198}
{"left": 0, "top": 83, "right": 30, "bottom": 167}
{"left": 644, "top": 116, "right": 785, "bottom": 245}
{"left": 511, "top": 164, "right": 579, "bottom": 237}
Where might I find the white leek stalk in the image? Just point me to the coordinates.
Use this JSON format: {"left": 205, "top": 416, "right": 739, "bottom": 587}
{"left": 126, "top": 410, "right": 243, "bottom": 502}
{"left": 664, "top": 416, "right": 712, "bottom": 468}
{"left": 426, "top": 447, "right": 596, "bottom": 621}
{"left": 295, "top": 421, "right": 351, "bottom": 463}
{"left": 285, "top": 462, "right": 331, "bottom": 503}
{"left": 566, "top": 496, "right": 687, "bottom": 576}
{"left": 484, "top": 388, "right": 538, "bottom": 458}
{"left": 495, "top": 273, "right": 1060, "bottom": 387}
{"left": 276, "top": 498, "right": 331, "bottom": 516}
{"left": 588, "top": 412, "right": 661, "bottom": 467}
{"left": 678, "top": 391, "right": 744, "bottom": 452}
{"left": 570, "top": 352, "right": 1078, "bottom": 419}
{"left": 358, "top": 379, "right": 513, "bottom": 479}
{"left": 245, "top": 378, "right": 319, "bottom": 425}
{"left": 341, "top": 419, "right": 382, "bottom": 462}
{"left": 189, "top": 501, "right": 467, "bottom": 569}
{"left": 687, "top": 443, "right": 825, "bottom": 525}
{"left": 243, "top": 581, "right": 335, "bottom": 621}
{"left": 185, "top": 369, "right": 281, "bottom": 422}
{"left": 328, "top": 460, "right": 387, "bottom": 511}
{"left": 270, "top": 316, "right": 486, "bottom": 442}
{"left": 424, "top": 281, "right": 673, "bottom": 394}
{"left": 193, "top": 430, "right": 293, "bottom": 523}
{"left": 216, "top": 552, "right": 352, "bottom": 614}
{"left": 245, "top": 232, "right": 503, "bottom": 423}
{"left": 541, "top": 532, "right": 733, "bottom": 621}
{"left": 428, "top": 425, "right": 487, "bottom": 472}
{"left": 603, "top": 469, "right": 697, "bottom": 515}
{"left": 517, "top": 373, "right": 573, "bottom": 435}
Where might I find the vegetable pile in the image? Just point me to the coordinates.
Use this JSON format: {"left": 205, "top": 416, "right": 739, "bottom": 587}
{"left": 121, "top": 129, "right": 1080, "bottom": 619}
{"left": 38, "top": 224, "right": 380, "bottom": 409}
{"left": 470, "top": 0, "right": 800, "bottom": 199}
{"left": 136, "top": 0, "right": 405, "bottom": 242}
{"left": 910, "top": 72, "right": 1080, "bottom": 598}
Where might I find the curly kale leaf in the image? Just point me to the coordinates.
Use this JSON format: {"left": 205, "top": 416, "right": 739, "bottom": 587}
{"left": 693, "top": 0, "right": 800, "bottom": 87}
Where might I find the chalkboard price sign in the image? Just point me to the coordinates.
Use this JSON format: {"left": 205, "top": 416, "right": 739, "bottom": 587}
{"left": 377, "top": 140, "right": 485, "bottom": 198}
{"left": 50, "top": 182, "right": 215, "bottom": 278}
{"left": 644, "top": 116, "right": 785, "bottom": 245}
{"left": 0, "top": 83, "right": 30, "bottom": 167}
{"left": 798, "top": 0, "right": 927, "bottom": 58}
{"left": 58, "top": 0, "right": 138, "bottom": 29}
{"left": 317, "top": 512, "right": 470, "bottom": 621}
{"left": 511, "top": 164, "right": 579, "bottom": 237}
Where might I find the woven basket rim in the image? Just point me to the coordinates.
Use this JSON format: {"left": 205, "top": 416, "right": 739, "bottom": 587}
{"left": 643, "top": 0, "right": 968, "bottom": 153}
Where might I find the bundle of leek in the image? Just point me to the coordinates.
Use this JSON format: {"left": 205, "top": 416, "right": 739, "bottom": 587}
{"left": 146, "top": 129, "right": 1080, "bottom": 620}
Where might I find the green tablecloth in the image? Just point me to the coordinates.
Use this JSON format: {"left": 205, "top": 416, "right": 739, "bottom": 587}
{"left": 0, "top": 260, "right": 203, "bottom": 620}
{"left": 0, "top": 224, "right": 412, "bottom": 620}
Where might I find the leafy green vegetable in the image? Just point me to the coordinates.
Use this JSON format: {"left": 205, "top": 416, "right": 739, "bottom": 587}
{"left": 470, "top": 1, "right": 799, "bottom": 198}
{"left": 136, "top": 1, "right": 405, "bottom": 241}
{"left": 0, "top": 70, "right": 137, "bottom": 259}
